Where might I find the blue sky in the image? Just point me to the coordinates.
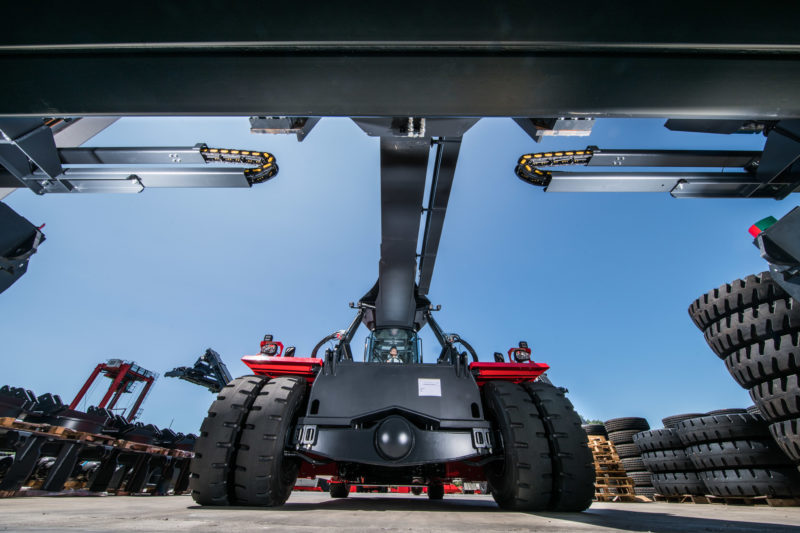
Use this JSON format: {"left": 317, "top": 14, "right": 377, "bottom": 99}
{"left": 0, "top": 117, "right": 791, "bottom": 434}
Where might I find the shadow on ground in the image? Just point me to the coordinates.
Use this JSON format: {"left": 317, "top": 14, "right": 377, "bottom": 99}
{"left": 190, "top": 496, "right": 800, "bottom": 533}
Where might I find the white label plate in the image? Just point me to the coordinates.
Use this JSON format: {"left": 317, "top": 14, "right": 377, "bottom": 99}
{"left": 418, "top": 378, "right": 442, "bottom": 397}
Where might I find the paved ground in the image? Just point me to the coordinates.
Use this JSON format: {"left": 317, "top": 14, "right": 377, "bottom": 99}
{"left": 1, "top": 492, "right": 800, "bottom": 532}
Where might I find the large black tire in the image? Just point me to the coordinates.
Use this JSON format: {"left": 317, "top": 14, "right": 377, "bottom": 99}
{"left": 686, "top": 439, "right": 793, "bottom": 470}
{"left": 632, "top": 429, "right": 682, "bottom": 452}
{"left": 703, "top": 298, "right": 800, "bottom": 359}
{"left": 706, "top": 408, "right": 748, "bottom": 416}
{"left": 329, "top": 483, "right": 349, "bottom": 498}
{"left": 189, "top": 375, "right": 268, "bottom": 506}
{"left": 483, "top": 381, "right": 553, "bottom": 511}
{"left": 628, "top": 471, "right": 653, "bottom": 487}
{"left": 614, "top": 443, "right": 642, "bottom": 459}
{"left": 747, "top": 405, "right": 764, "bottom": 418}
{"left": 676, "top": 413, "right": 768, "bottom": 445}
{"left": 662, "top": 413, "right": 706, "bottom": 429}
{"left": 233, "top": 377, "right": 308, "bottom": 506}
{"left": 769, "top": 418, "right": 800, "bottom": 463}
{"left": 699, "top": 467, "right": 800, "bottom": 497}
{"left": 607, "top": 430, "right": 641, "bottom": 445}
{"left": 523, "top": 382, "right": 595, "bottom": 512}
{"left": 411, "top": 486, "right": 423, "bottom": 496}
{"left": 581, "top": 424, "right": 607, "bottom": 437}
{"left": 427, "top": 483, "right": 444, "bottom": 500}
{"left": 620, "top": 457, "right": 645, "bottom": 472}
{"left": 725, "top": 333, "right": 800, "bottom": 389}
{"left": 604, "top": 417, "right": 650, "bottom": 434}
{"left": 688, "top": 272, "right": 784, "bottom": 331}
{"left": 483, "top": 381, "right": 594, "bottom": 512}
{"left": 749, "top": 374, "right": 800, "bottom": 422}
{"left": 641, "top": 449, "right": 695, "bottom": 473}
{"left": 651, "top": 472, "right": 707, "bottom": 496}
{"left": 635, "top": 486, "right": 656, "bottom": 499}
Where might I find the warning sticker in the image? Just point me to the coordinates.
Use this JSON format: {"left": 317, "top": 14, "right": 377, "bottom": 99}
{"left": 418, "top": 378, "right": 442, "bottom": 397}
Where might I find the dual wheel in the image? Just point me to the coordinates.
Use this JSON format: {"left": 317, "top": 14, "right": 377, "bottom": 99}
{"left": 189, "top": 375, "right": 307, "bottom": 506}
{"left": 483, "top": 381, "right": 595, "bottom": 512}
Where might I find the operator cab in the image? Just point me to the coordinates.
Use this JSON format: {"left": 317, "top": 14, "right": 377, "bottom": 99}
{"left": 364, "top": 328, "right": 422, "bottom": 364}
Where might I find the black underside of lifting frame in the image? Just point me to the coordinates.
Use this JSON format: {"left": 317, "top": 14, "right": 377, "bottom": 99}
{"left": 1, "top": 2, "right": 800, "bottom": 117}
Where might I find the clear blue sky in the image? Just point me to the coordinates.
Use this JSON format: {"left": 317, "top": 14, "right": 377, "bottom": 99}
{"left": 1, "top": 117, "right": 790, "bottom": 434}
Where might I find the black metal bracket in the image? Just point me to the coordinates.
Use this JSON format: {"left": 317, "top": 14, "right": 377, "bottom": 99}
{"left": 754, "top": 206, "right": 800, "bottom": 302}
{"left": 165, "top": 348, "right": 233, "bottom": 394}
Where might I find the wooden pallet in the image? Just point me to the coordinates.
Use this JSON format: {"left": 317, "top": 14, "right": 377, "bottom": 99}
{"left": 114, "top": 439, "right": 170, "bottom": 455}
{"left": 653, "top": 493, "right": 709, "bottom": 504}
{"left": 1, "top": 416, "right": 193, "bottom": 459}
{"left": 594, "top": 492, "right": 638, "bottom": 502}
{"left": 0, "top": 417, "right": 115, "bottom": 445}
{"left": 47, "top": 425, "right": 116, "bottom": 445}
{"left": 706, "top": 495, "right": 800, "bottom": 507}
{"left": 0, "top": 417, "right": 45, "bottom": 432}
{"left": 589, "top": 434, "right": 640, "bottom": 502}
{"left": 595, "top": 477, "right": 635, "bottom": 488}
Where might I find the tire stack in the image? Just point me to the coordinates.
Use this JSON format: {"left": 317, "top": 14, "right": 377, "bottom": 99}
{"left": 582, "top": 424, "right": 607, "bottom": 439}
{"left": 604, "top": 417, "right": 654, "bottom": 498}
{"left": 633, "top": 426, "right": 705, "bottom": 498}
{"left": 676, "top": 411, "right": 800, "bottom": 498}
{"left": 689, "top": 272, "right": 800, "bottom": 472}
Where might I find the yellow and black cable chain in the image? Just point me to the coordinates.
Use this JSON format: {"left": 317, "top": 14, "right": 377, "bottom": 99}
{"left": 515, "top": 148, "right": 594, "bottom": 187}
{"left": 200, "top": 146, "right": 278, "bottom": 185}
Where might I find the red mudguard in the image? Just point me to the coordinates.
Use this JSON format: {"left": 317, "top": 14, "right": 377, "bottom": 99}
{"left": 242, "top": 356, "right": 548, "bottom": 386}
{"left": 468, "top": 361, "right": 549, "bottom": 385}
{"left": 241, "top": 355, "right": 323, "bottom": 382}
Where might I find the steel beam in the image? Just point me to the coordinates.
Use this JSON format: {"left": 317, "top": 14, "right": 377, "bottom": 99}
{"left": 375, "top": 137, "right": 429, "bottom": 328}
{"left": 87, "top": 448, "right": 120, "bottom": 492}
{"left": 418, "top": 138, "right": 462, "bottom": 296}
{"left": 0, "top": 434, "right": 46, "bottom": 491}
{"left": 586, "top": 150, "right": 761, "bottom": 169}
{"left": 41, "top": 441, "right": 84, "bottom": 492}
{"left": 2, "top": 54, "right": 798, "bottom": 118}
{"left": 543, "top": 171, "right": 770, "bottom": 197}
{"left": 755, "top": 120, "right": 800, "bottom": 199}
{"left": 18, "top": 167, "right": 251, "bottom": 193}
{"left": 57, "top": 146, "right": 206, "bottom": 165}
{"left": 1, "top": 3, "right": 800, "bottom": 117}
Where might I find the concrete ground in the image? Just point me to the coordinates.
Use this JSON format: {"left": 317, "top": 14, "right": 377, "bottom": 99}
{"left": 1, "top": 492, "right": 800, "bottom": 532}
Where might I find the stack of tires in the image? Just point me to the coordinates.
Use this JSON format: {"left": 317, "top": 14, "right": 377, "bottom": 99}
{"left": 604, "top": 417, "right": 654, "bottom": 498}
{"left": 582, "top": 424, "right": 607, "bottom": 439}
{"left": 633, "top": 425, "right": 705, "bottom": 497}
{"left": 676, "top": 411, "right": 800, "bottom": 498}
{"left": 689, "top": 272, "right": 800, "bottom": 471}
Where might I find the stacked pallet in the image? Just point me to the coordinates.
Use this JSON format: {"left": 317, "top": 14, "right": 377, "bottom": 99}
{"left": 587, "top": 435, "right": 637, "bottom": 502}
{"left": 605, "top": 417, "right": 654, "bottom": 499}
{"left": 0, "top": 415, "right": 193, "bottom": 497}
